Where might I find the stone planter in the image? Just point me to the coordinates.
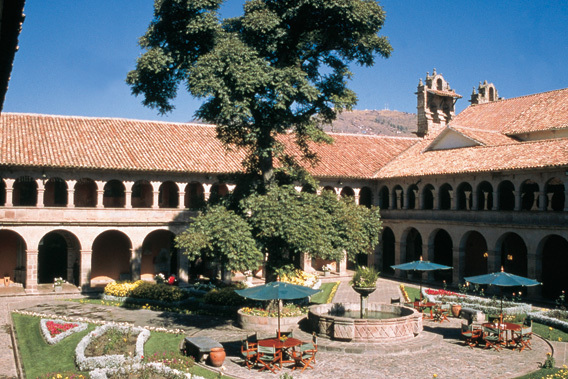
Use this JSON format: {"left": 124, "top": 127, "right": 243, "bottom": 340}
{"left": 208, "top": 347, "right": 226, "bottom": 367}
{"left": 451, "top": 304, "right": 462, "bottom": 317}
{"left": 237, "top": 309, "right": 305, "bottom": 333}
{"left": 54, "top": 285, "right": 63, "bottom": 292}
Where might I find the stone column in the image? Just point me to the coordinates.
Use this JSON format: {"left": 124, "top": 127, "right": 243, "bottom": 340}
{"left": 391, "top": 191, "right": 397, "bottom": 209}
{"left": 36, "top": 179, "right": 45, "bottom": 208}
{"left": 151, "top": 181, "right": 161, "bottom": 209}
{"left": 66, "top": 180, "right": 76, "bottom": 208}
{"left": 353, "top": 188, "right": 361, "bottom": 205}
{"left": 453, "top": 246, "right": 462, "bottom": 285}
{"left": 334, "top": 187, "right": 342, "bottom": 200}
{"left": 514, "top": 190, "right": 521, "bottom": 211}
{"left": 80, "top": 249, "right": 92, "bottom": 289}
{"left": 483, "top": 191, "right": 489, "bottom": 210}
{"left": 531, "top": 191, "right": 539, "bottom": 211}
{"left": 403, "top": 190, "right": 409, "bottom": 210}
{"left": 4, "top": 178, "right": 14, "bottom": 207}
{"left": 131, "top": 247, "right": 141, "bottom": 281}
{"left": 538, "top": 191, "right": 546, "bottom": 211}
{"left": 471, "top": 190, "right": 478, "bottom": 211}
{"left": 339, "top": 251, "right": 347, "bottom": 274}
{"left": 294, "top": 185, "right": 303, "bottom": 193}
{"left": 95, "top": 180, "right": 105, "bottom": 208}
{"left": 299, "top": 252, "right": 314, "bottom": 273}
{"left": 418, "top": 189, "right": 424, "bottom": 210}
{"left": 492, "top": 190, "right": 499, "bottom": 211}
{"left": 486, "top": 250, "right": 500, "bottom": 274}
{"left": 395, "top": 241, "right": 404, "bottom": 267}
{"left": 395, "top": 189, "right": 402, "bottom": 210}
{"left": 546, "top": 192, "right": 554, "bottom": 211}
{"left": 464, "top": 191, "right": 472, "bottom": 210}
{"left": 178, "top": 252, "right": 189, "bottom": 284}
{"left": 177, "top": 182, "right": 188, "bottom": 209}
{"left": 449, "top": 190, "right": 457, "bottom": 210}
{"left": 203, "top": 183, "right": 212, "bottom": 201}
{"left": 25, "top": 249, "right": 39, "bottom": 294}
{"left": 124, "top": 181, "right": 134, "bottom": 209}
{"left": 432, "top": 189, "right": 438, "bottom": 210}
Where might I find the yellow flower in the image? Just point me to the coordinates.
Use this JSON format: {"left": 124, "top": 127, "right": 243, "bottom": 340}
{"left": 550, "top": 327, "right": 554, "bottom": 331}
{"left": 433, "top": 375, "right": 438, "bottom": 378}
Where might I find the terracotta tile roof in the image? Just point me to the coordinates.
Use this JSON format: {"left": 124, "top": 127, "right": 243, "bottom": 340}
{"left": 0, "top": 113, "right": 419, "bottom": 179}
{"left": 452, "top": 88, "right": 568, "bottom": 135}
{"left": 426, "top": 89, "right": 462, "bottom": 98}
{"left": 377, "top": 136, "right": 568, "bottom": 179}
{"left": 447, "top": 125, "right": 518, "bottom": 146}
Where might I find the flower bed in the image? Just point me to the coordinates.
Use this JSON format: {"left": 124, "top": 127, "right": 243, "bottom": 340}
{"left": 40, "top": 319, "right": 87, "bottom": 345}
{"left": 422, "top": 289, "right": 532, "bottom": 315}
{"left": 89, "top": 362, "right": 203, "bottom": 379}
{"left": 238, "top": 308, "right": 306, "bottom": 332}
{"left": 528, "top": 309, "right": 568, "bottom": 333}
{"left": 75, "top": 324, "right": 150, "bottom": 371}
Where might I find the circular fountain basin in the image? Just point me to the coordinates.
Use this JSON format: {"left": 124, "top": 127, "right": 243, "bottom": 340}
{"left": 308, "top": 302, "right": 422, "bottom": 342}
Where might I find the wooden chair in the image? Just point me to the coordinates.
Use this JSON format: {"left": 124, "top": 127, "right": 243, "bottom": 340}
{"left": 240, "top": 339, "right": 258, "bottom": 370}
{"left": 292, "top": 341, "right": 317, "bottom": 373}
{"left": 433, "top": 304, "right": 450, "bottom": 323}
{"left": 461, "top": 323, "right": 482, "bottom": 348}
{"left": 256, "top": 345, "right": 281, "bottom": 373}
{"left": 482, "top": 326, "right": 503, "bottom": 351}
{"left": 513, "top": 325, "right": 533, "bottom": 352}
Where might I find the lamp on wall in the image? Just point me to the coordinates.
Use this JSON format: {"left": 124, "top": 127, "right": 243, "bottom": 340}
{"left": 506, "top": 254, "right": 513, "bottom": 261}
{"left": 483, "top": 252, "right": 488, "bottom": 258}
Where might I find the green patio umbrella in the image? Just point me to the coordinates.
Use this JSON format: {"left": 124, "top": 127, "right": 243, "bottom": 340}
{"left": 235, "top": 281, "right": 321, "bottom": 337}
{"left": 391, "top": 256, "right": 452, "bottom": 299}
{"left": 464, "top": 266, "right": 541, "bottom": 317}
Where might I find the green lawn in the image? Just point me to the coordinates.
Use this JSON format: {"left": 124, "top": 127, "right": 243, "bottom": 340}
{"left": 310, "top": 281, "right": 339, "bottom": 304}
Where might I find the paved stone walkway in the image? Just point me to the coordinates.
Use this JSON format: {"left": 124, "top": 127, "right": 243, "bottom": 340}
{"left": 0, "top": 277, "right": 559, "bottom": 378}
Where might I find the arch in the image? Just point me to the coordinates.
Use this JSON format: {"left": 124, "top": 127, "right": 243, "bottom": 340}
{"left": 359, "top": 187, "right": 373, "bottom": 208}
{"left": 403, "top": 228, "right": 422, "bottom": 280}
{"left": 340, "top": 186, "right": 355, "bottom": 200}
{"left": 74, "top": 178, "right": 97, "bottom": 207}
{"left": 432, "top": 229, "right": 453, "bottom": 283}
{"left": 301, "top": 183, "right": 317, "bottom": 194}
{"left": 422, "top": 184, "right": 434, "bottom": 210}
{"left": 456, "top": 182, "right": 473, "bottom": 210}
{"left": 0, "top": 230, "right": 27, "bottom": 286}
{"left": 439, "top": 183, "right": 452, "bottom": 210}
{"left": 545, "top": 177, "right": 565, "bottom": 211}
{"left": 209, "top": 183, "right": 229, "bottom": 203}
{"left": 381, "top": 227, "right": 395, "bottom": 274}
{"left": 498, "top": 232, "right": 527, "bottom": 277}
{"left": 436, "top": 78, "right": 443, "bottom": 91}
{"left": 498, "top": 180, "right": 515, "bottom": 211}
{"left": 477, "top": 181, "right": 493, "bottom": 211}
{"left": 141, "top": 230, "right": 178, "bottom": 280}
{"left": 0, "top": 179, "right": 5, "bottom": 206}
{"left": 186, "top": 182, "right": 205, "bottom": 209}
{"left": 103, "top": 180, "right": 125, "bottom": 208}
{"left": 378, "top": 186, "right": 389, "bottom": 209}
{"left": 322, "top": 186, "right": 335, "bottom": 194}
{"left": 407, "top": 184, "right": 418, "bottom": 210}
{"left": 462, "top": 231, "right": 488, "bottom": 277}
{"left": 91, "top": 230, "right": 132, "bottom": 286}
{"left": 520, "top": 180, "right": 539, "bottom": 211}
{"left": 132, "top": 180, "right": 153, "bottom": 208}
{"left": 541, "top": 235, "right": 568, "bottom": 299}
{"left": 159, "top": 181, "right": 179, "bottom": 208}
{"left": 392, "top": 185, "right": 403, "bottom": 209}
{"left": 38, "top": 230, "right": 81, "bottom": 285}
{"left": 489, "top": 87, "right": 495, "bottom": 101}
{"left": 13, "top": 176, "right": 37, "bottom": 206}
{"left": 44, "top": 177, "right": 68, "bottom": 207}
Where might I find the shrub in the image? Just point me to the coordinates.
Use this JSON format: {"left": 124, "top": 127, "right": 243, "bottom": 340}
{"left": 104, "top": 281, "right": 143, "bottom": 297}
{"left": 350, "top": 266, "right": 380, "bottom": 288}
{"left": 204, "top": 286, "right": 247, "bottom": 306}
{"left": 130, "top": 282, "right": 189, "bottom": 303}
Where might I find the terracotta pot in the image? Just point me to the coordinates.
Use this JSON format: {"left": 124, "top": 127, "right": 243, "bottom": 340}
{"left": 451, "top": 304, "right": 462, "bottom": 317}
{"left": 208, "top": 347, "right": 226, "bottom": 367}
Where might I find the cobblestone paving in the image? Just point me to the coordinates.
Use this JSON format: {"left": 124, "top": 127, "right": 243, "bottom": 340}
{"left": 0, "top": 278, "right": 558, "bottom": 378}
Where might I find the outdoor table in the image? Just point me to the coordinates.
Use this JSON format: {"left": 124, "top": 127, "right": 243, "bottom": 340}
{"left": 410, "top": 301, "right": 435, "bottom": 319}
{"left": 258, "top": 337, "right": 302, "bottom": 368}
{"left": 482, "top": 322, "right": 521, "bottom": 347}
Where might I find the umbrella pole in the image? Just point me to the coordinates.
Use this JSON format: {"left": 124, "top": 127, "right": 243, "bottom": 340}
{"left": 278, "top": 299, "right": 281, "bottom": 339}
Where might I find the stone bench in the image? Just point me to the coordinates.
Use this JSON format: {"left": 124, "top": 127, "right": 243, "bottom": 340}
{"left": 460, "top": 307, "right": 485, "bottom": 323}
{"left": 182, "top": 336, "right": 223, "bottom": 362}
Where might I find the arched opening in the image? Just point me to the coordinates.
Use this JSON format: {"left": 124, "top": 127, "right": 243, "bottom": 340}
{"left": 545, "top": 178, "right": 565, "bottom": 211}
{"left": 393, "top": 185, "right": 403, "bottom": 209}
{"left": 91, "top": 230, "right": 132, "bottom": 286}
{"left": 44, "top": 178, "right": 67, "bottom": 207}
{"left": 432, "top": 229, "right": 453, "bottom": 283}
{"left": 301, "top": 184, "right": 317, "bottom": 194}
{"left": 132, "top": 180, "right": 153, "bottom": 208}
{"left": 209, "top": 183, "right": 229, "bottom": 204}
{"left": 103, "top": 180, "right": 125, "bottom": 208}
{"left": 477, "top": 181, "right": 493, "bottom": 211}
{"left": 404, "top": 228, "right": 422, "bottom": 279}
{"left": 541, "top": 235, "right": 568, "bottom": 299}
{"left": 0, "top": 230, "right": 27, "bottom": 287}
{"left": 378, "top": 186, "right": 389, "bottom": 209}
{"left": 489, "top": 87, "right": 495, "bottom": 101}
{"left": 498, "top": 180, "right": 515, "bottom": 211}
{"left": 141, "top": 230, "right": 178, "bottom": 280}
{"left": 13, "top": 176, "right": 37, "bottom": 206}
{"left": 439, "top": 183, "right": 452, "bottom": 210}
{"left": 359, "top": 187, "right": 373, "bottom": 208}
{"left": 407, "top": 184, "right": 418, "bottom": 210}
{"left": 159, "top": 181, "right": 179, "bottom": 208}
{"left": 74, "top": 178, "right": 97, "bottom": 207}
{"left": 463, "top": 231, "right": 488, "bottom": 277}
{"left": 499, "top": 232, "right": 527, "bottom": 277}
{"left": 456, "top": 182, "right": 473, "bottom": 210}
{"left": 381, "top": 227, "right": 395, "bottom": 274}
{"left": 422, "top": 184, "right": 434, "bottom": 210}
{"left": 186, "top": 182, "right": 205, "bottom": 209}
{"left": 38, "top": 232, "right": 67, "bottom": 284}
{"left": 340, "top": 186, "right": 355, "bottom": 201}
{"left": 0, "top": 180, "right": 5, "bottom": 205}
{"left": 437, "top": 78, "right": 443, "bottom": 91}
{"left": 520, "top": 180, "right": 539, "bottom": 211}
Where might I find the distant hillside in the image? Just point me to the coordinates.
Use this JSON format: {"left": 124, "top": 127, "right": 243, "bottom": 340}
{"left": 324, "top": 109, "right": 417, "bottom": 136}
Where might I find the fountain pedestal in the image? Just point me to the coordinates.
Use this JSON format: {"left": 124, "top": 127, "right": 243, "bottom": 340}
{"left": 353, "top": 286, "right": 377, "bottom": 318}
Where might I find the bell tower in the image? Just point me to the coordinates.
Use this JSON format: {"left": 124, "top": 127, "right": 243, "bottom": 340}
{"left": 416, "top": 69, "right": 462, "bottom": 137}
{"left": 470, "top": 80, "right": 502, "bottom": 105}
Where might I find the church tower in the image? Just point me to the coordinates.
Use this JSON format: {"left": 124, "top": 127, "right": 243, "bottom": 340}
{"left": 416, "top": 69, "right": 462, "bottom": 137}
{"left": 470, "top": 80, "right": 502, "bottom": 105}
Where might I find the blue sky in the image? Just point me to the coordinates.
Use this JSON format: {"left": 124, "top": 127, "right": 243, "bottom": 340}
{"left": 4, "top": 1, "right": 568, "bottom": 123}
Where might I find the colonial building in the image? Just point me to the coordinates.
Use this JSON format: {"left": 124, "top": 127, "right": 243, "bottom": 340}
{"left": 1, "top": 71, "right": 567, "bottom": 300}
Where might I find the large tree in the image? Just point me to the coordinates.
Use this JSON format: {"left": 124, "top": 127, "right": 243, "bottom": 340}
{"left": 127, "top": 0, "right": 392, "bottom": 187}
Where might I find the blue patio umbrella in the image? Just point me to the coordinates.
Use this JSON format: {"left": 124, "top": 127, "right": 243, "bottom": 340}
{"left": 235, "top": 281, "right": 321, "bottom": 337}
{"left": 391, "top": 256, "right": 453, "bottom": 299}
{"left": 465, "top": 267, "right": 541, "bottom": 316}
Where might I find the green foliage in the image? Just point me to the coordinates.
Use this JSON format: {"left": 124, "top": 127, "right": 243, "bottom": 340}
{"left": 175, "top": 204, "right": 263, "bottom": 272}
{"left": 128, "top": 0, "right": 392, "bottom": 185}
{"left": 204, "top": 286, "right": 249, "bottom": 306}
{"left": 350, "top": 265, "right": 380, "bottom": 288}
{"left": 130, "top": 281, "right": 190, "bottom": 303}
{"left": 542, "top": 353, "right": 556, "bottom": 369}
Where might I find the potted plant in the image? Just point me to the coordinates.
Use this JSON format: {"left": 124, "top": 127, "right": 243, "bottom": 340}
{"left": 53, "top": 277, "right": 65, "bottom": 292}
{"left": 350, "top": 266, "right": 380, "bottom": 318}
{"left": 244, "top": 270, "right": 253, "bottom": 283}
{"left": 322, "top": 264, "right": 333, "bottom": 277}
